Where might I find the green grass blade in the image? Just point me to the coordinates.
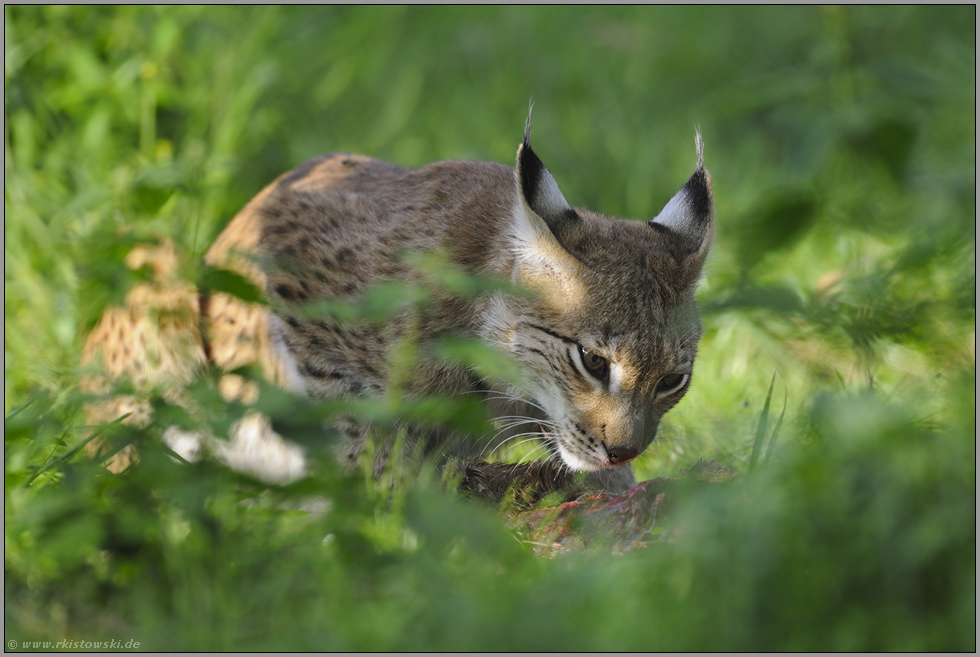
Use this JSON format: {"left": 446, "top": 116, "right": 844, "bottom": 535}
{"left": 24, "top": 413, "right": 132, "bottom": 486}
{"left": 763, "top": 390, "right": 788, "bottom": 465}
{"left": 749, "top": 372, "right": 776, "bottom": 472}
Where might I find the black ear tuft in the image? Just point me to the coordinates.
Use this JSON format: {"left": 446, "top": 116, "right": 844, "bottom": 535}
{"left": 518, "top": 141, "right": 545, "bottom": 208}
{"left": 524, "top": 102, "right": 533, "bottom": 147}
{"left": 649, "top": 129, "right": 714, "bottom": 250}
{"left": 517, "top": 128, "right": 576, "bottom": 228}
{"left": 686, "top": 128, "right": 711, "bottom": 222}
{"left": 682, "top": 167, "right": 713, "bottom": 227}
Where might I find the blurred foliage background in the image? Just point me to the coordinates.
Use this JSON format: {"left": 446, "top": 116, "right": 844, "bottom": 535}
{"left": 4, "top": 5, "right": 975, "bottom": 651}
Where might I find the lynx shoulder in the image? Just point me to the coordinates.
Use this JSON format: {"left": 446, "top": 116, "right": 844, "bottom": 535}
{"left": 82, "top": 122, "right": 714, "bottom": 494}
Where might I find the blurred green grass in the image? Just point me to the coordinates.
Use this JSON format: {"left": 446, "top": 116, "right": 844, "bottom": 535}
{"left": 4, "top": 5, "right": 975, "bottom": 651}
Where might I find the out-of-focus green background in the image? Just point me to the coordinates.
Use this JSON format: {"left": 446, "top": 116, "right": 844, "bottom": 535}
{"left": 5, "top": 6, "right": 975, "bottom": 651}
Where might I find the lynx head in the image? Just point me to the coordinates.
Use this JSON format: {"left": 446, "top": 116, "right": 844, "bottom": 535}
{"left": 488, "top": 122, "right": 713, "bottom": 472}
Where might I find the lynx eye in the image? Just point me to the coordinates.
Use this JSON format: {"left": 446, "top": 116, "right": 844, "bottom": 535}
{"left": 655, "top": 373, "right": 689, "bottom": 397}
{"left": 577, "top": 346, "right": 609, "bottom": 381}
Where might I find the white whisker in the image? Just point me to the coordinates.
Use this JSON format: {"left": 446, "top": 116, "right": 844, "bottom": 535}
{"left": 478, "top": 391, "right": 548, "bottom": 415}
{"left": 485, "top": 432, "right": 548, "bottom": 460}
{"left": 492, "top": 415, "right": 555, "bottom": 427}
{"left": 492, "top": 418, "right": 556, "bottom": 432}
{"left": 482, "top": 430, "right": 545, "bottom": 458}
{"left": 486, "top": 420, "right": 547, "bottom": 443}
{"left": 516, "top": 444, "right": 549, "bottom": 465}
{"left": 495, "top": 434, "right": 546, "bottom": 452}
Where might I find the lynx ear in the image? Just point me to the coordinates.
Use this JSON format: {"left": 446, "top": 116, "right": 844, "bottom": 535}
{"left": 650, "top": 130, "right": 714, "bottom": 261}
{"left": 516, "top": 116, "right": 581, "bottom": 247}
{"left": 510, "top": 117, "right": 586, "bottom": 301}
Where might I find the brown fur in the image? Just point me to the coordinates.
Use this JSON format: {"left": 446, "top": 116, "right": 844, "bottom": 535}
{"left": 82, "top": 128, "right": 714, "bottom": 493}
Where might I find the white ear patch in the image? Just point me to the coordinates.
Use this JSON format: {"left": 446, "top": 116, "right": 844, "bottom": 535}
{"left": 651, "top": 190, "right": 693, "bottom": 231}
{"left": 530, "top": 163, "right": 571, "bottom": 220}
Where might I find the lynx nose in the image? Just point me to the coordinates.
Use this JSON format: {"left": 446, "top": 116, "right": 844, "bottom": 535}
{"left": 605, "top": 444, "right": 639, "bottom": 466}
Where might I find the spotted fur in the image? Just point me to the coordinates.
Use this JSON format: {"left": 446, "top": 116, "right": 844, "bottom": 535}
{"left": 82, "top": 125, "right": 714, "bottom": 493}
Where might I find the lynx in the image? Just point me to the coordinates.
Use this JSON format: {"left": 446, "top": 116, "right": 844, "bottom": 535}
{"left": 81, "top": 118, "right": 714, "bottom": 498}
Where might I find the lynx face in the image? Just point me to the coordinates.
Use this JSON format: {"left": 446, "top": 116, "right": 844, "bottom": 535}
{"left": 483, "top": 127, "right": 713, "bottom": 472}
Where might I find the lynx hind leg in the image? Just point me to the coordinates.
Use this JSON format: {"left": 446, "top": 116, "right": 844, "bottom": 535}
{"left": 79, "top": 305, "right": 176, "bottom": 474}
{"left": 81, "top": 391, "right": 151, "bottom": 474}
{"left": 80, "top": 241, "right": 206, "bottom": 472}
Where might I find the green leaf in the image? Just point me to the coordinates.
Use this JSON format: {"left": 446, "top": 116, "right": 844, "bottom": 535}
{"left": 198, "top": 265, "right": 266, "bottom": 305}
